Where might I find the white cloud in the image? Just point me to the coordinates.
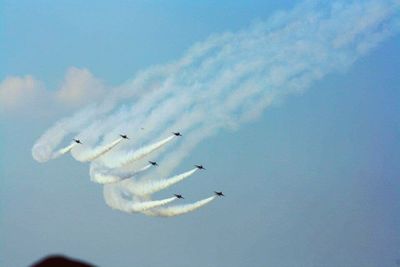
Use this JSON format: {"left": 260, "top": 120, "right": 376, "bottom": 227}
{"left": 0, "top": 75, "right": 46, "bottom": 113}
{"left": 56, "top": 67, "right": 106, "bottom": 108}
{"left": 0, "top": 67, "right": 106, "bottom": 116}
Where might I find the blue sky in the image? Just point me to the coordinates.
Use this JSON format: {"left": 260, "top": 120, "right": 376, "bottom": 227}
{"left": 1, "top": 1, "right": 400, "bottom": 267}
{"left": 1, "top": 0, "right": 293, "bottom": 87}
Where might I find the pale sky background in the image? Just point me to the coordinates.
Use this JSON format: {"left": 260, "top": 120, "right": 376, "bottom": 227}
{"left": 1, "top": 1, "right": 400, "bottom": 267}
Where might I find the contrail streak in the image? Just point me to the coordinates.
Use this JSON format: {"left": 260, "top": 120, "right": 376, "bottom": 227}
{"left": 103, "top": 135, "right": 175, "bottom": 168}
{"left": 72, "top": 137, "right": 124, "bottom": 162}
{"left": 128, "top": 197, "right": 178, "bottom": 213}
{"left": 30, "top": 65, "right": 174, "bottom": 163}
{"left": 103, "top": 184, "right": 177, "bottom": 212}
{"left": 51, "top": 142, "right": 78, "bottom": 159}
{"left": 143, "top": 196, "right": 216, "bottom": 217}
{"left": 31, "top": 0, "right": 400, "bottom": 216}
{"left": 32, "top": 1, "right": 400, "bottom": 175}
{"left": 31, "top": 105, "right": 113, "bottom": 163}
{"left": 125, "top": 168, "right": 198, "bottom": 196}
{"left": 90, "top": 163, "right": 152, "bottom": 184}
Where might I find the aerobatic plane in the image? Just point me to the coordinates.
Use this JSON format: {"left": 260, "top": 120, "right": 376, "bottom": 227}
{"left": 195, "top": 165, "right": 206, "bottom": 170}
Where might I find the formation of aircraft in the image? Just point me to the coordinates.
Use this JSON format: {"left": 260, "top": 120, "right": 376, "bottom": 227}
{"left": 70, "top": 132, "right": 225, "bottom": 202}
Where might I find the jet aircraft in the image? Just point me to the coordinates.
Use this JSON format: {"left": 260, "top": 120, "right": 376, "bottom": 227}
{"left": 120, "top": 134, "right": 129, "bottom": 139}
{"left": 195, "top": 165, "right": 206, "bottom": 170}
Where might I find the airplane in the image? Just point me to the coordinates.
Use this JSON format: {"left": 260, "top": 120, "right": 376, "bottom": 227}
{"left": 214, "top": 191, "right": 224, "bottom": 197}
{"left": 120, "top": 134, "right": 129, "bottom": 139}
{"left": 73, "top": 139, "right": 82, "bottom": 144}
{"left": 149, "top": 161, "right": 158, "bottom": 166}
{"left": 172, "top": 132, "right": 182, "bottom": 137}
{"left": 174, "top": 194, "right": 184, "bottom": 199}
{"left": 195, "top": 165, "right": 206, "bottom": 170}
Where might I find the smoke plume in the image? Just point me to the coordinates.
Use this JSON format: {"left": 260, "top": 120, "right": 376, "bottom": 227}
{"left": 142, "top": 196, "right": 217, "bottom": 217}
{"left": 31, "top": 0, "right": 400, "bottom": 216}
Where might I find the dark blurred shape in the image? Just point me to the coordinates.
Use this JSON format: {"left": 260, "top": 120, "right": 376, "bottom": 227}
{"left": 30, "top": 255, "right": 95, "bottom": 267}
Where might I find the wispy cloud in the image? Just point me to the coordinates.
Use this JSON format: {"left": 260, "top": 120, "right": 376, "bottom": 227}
{"left": 56, "top": 67, "right": 106, "bottom": 108}
{"left": 0, "top": 67, "right": 106, "bottom": 116}
{"left": 0, "top": 75, "right": 46, "bottom": 113}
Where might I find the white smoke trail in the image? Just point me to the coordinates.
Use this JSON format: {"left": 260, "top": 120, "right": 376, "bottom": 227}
{"left": 102, "top": 135, "right": 176, "bottom": 168}
{"left": 31, "top": 64, "right": 183, "bottom": 163}
{"left": 103, "top": 183, "right": 177, "bottom": 212}
{"left": 31, "top": 0, "right": 400, "bottom": 216}
{"left": 31, "top": 105, "right": 110, "bottom": 163}
{"left": 33, "top": 1, "right": 400, "bottom": 172}
{"left": 143, "top": 196, "right": 217, "bottom": 217}
{"left": 128, "top": 196, "right": 177, "bottom": 212}
{"left": 90, "top": 163, "right": 152, "bottom": 184}
{"left": 51, "top": 142, "right": 78, "bottom": 159}
{"left": 71, "top": 137, "right": 125, "bottom": 162}
{"left": 125, "top": 168, "right": 198, "bottom": 196}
